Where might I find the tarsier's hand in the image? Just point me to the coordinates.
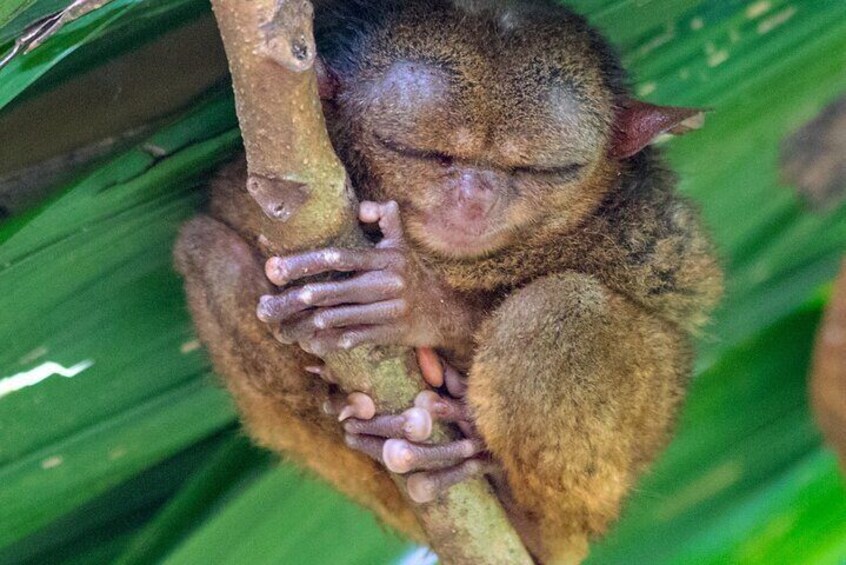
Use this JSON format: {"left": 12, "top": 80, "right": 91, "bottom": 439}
{"left": 256, "top": 201, "right": 453, "bottom": 356}
{"left": 320, "top": 348, "right": 495, "bottom": 503}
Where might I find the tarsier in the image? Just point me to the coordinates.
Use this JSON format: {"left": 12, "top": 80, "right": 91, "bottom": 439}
{"left": 174, "top": 0, "right": 722, "bottom": 563}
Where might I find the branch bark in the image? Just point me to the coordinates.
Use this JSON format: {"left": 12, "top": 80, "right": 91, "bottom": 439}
{"left": 208, "top": 0, "right": 532, "bottom": 563}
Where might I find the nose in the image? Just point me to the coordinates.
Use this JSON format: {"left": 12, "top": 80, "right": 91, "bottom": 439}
{"left": 456, "top": 169, "right": 498, "bottom": 215}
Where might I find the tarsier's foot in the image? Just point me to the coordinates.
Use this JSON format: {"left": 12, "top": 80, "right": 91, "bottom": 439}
{"left": 317, "top": 348, "right": 494, "bottom": 503}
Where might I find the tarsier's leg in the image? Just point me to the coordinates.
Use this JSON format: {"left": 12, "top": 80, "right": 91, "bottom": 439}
{"left": 468, "top": 273, "right": 690, "bottom": 564}
{"left": 173, "top": 215, "right": 423, "bottom": 540}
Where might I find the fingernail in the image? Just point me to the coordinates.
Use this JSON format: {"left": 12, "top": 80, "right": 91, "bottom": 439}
{"left": 416, "top": 347, "right": 444, "bottom": 387}
{"left": 256, "top": 295, "right": 273, "bottom": 322}
{"left": 414, "top": 390, "right": 441, "bottom": 411}
{"left": 272, "top": 329, "right": 294, "bottom": 345}
{"left": 338, "top": 406, "right": 355, "bottom": 422}
{"left": 265, "top": 257, "right": 288, "bottom": 284}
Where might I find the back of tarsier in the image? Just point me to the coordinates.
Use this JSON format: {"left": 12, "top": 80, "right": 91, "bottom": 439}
{"left": 175, "top": 0, "right": 722, "bottom": 562}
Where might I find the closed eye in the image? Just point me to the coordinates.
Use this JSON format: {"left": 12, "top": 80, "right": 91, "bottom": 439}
{"left": 374, "top": 134, "right": 454, "bottom": 166}
{"left": 511, "top": 163, "right": 585, "bottom": 178}
{"left": 375, "top": 133, "right": 584, "bottom": 178}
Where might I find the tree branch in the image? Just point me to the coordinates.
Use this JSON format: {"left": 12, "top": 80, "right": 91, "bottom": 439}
{"left": 208, "top": 0, "right": 532, "bottom": 563}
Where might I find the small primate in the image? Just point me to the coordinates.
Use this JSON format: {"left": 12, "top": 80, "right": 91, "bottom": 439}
{"left": 174, "top": 1, "right": 722, "bottom": 562}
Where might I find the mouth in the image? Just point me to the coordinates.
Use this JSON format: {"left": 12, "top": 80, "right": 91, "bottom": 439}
{"left": 408, "top": 213, "right": 509, "bottom": 258}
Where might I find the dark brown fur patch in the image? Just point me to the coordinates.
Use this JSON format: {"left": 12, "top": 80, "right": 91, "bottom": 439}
{"left": 781, "top": 94, "right": 846, "bottom": 211}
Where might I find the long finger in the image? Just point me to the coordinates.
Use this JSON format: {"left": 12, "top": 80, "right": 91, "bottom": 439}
{"left": 271, "top": 312, "right": 322, "bottom": 345}
{"left": 258, "top": 273, "right": 404, "bottom": 325}
{"left": 275, "top": 302, "right": 404, "bottom": 345}
{"left": 265, "top": 247, "right": 402, "bottom": 286}
{"left": 302, "top": 271, "right": 405, "bottom": 307}
{"left": 257, "top": 287, "right": 313, "bottom": 324}
{"left": 313, "top": 300, "right": 407, "bottom": 330}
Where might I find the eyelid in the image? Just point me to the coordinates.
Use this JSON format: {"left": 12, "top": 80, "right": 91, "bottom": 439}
{"left": 375, "top": 133, "right": 584, "bottom": 177}
{"left": 512, "top": 163, "right": 585, "bottom": 177}
{"left": 375, "top": 134, "right": 451, "bottom": 162}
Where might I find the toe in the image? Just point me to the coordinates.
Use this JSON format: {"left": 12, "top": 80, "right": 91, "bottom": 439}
{"left": 405, "top": 459, "right": 492, "bottom": 503}
{"left": 382, "top": 438, "right": 484, "bottom": 473}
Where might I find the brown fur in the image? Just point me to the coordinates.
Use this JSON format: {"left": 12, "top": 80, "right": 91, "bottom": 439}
{"left": 811, "top": 262, "right": 846, "bottom": 471}
{"left": 174, "top": 1, "right": 722, "bottom": 563}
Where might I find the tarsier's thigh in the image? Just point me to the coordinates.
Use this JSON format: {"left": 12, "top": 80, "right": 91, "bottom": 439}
{"left": 174, "top": 215, "right": 421, "bottom": 538}
{"left": 468, "top": 272, "right": 690, "bottom": 561}
{"left": 174, "top": 214, "right": 317, "bottom": 403}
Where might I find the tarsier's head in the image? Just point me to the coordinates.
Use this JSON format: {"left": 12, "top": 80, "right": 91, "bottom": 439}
{"left": 315, "top": 0, "right": 702, "bottom": 259}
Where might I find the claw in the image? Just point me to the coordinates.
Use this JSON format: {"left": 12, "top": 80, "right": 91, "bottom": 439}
{"left": 304, "top": 364, "right": 337, "bottom": 384}
{"left": 416, "top": 347, "right": 444, "bottom": 387}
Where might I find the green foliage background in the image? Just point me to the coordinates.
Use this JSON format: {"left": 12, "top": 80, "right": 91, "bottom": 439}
{"left": 0, "top": 0, "right": 845, "bottom": 563}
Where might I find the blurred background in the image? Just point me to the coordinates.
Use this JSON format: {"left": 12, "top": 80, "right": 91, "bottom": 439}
{"left": 1, "top": 0, "right": 845, "bottom": 563}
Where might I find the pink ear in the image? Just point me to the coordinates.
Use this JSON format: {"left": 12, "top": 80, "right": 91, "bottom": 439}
{"left": 314, "top": 57, "right": 339, "bottom": 100}
{"left": 611, "top": 100, "right": 706, "bottom": 159}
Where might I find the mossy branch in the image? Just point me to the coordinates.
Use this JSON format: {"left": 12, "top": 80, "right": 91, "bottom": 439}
{"left": 208, "top": 0, "right": 531, "bottom": 562}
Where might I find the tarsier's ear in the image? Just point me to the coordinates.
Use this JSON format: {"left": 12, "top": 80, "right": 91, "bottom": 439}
{"left": 314, "top": 56, "right": 339, "bottom": 100}
{"left": 610, "top": 100, "right": 706, "bottom": 159}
